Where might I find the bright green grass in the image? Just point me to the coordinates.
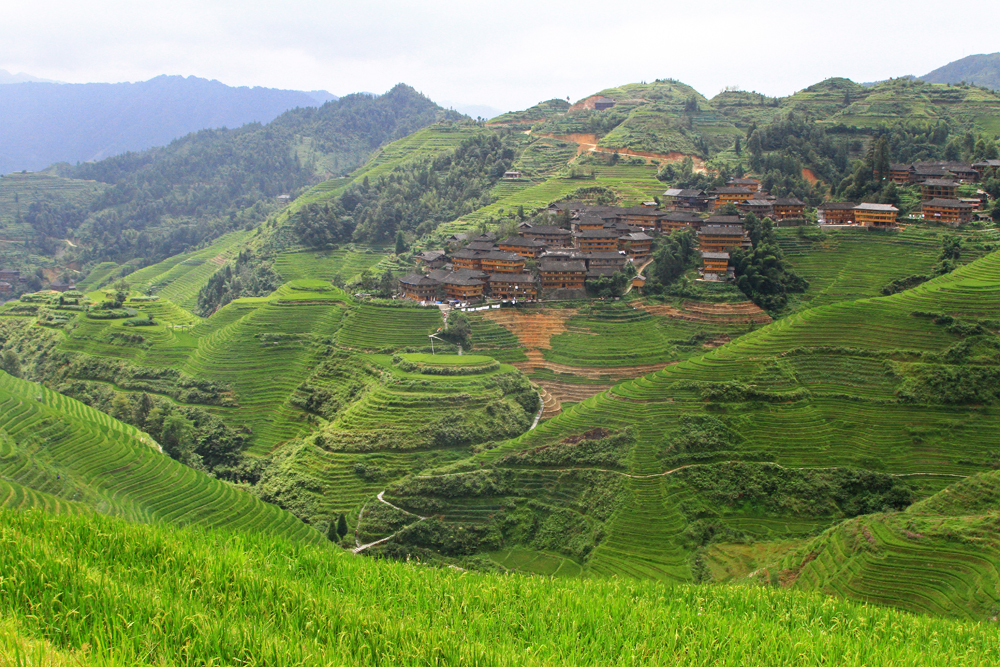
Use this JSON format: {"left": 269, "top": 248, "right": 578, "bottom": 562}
{"left": 401, "top": 353, "right": 494, "bottom": 366}
{"left": 125, "top": 229, "right": 252, "bottom": 311}
{"left": 780, "top": 226, "right": 989, "bottom": 311}
{"left": 337, "top": 305, "right": 442, "bottom": 350}
{"left": 0, "top": 371, "right": 317, "bottom": 542}
{"left": 4, "top": 509, "right": 998, "bottom": 666}
{"left": 75, "top": 261, "right": 119, "bottom": 291}
{"left": 273, "top": 248, "right": 388, "bottom": 283}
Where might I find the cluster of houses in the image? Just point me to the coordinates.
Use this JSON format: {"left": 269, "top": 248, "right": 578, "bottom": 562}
{"left": 399, "top": 209, "right": 656, "bottom": 303}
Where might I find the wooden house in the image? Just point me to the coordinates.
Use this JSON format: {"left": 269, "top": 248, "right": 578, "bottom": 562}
{"left": 662, "top": 188, "right": 710, "bottom": 212}
{"left": 398, "top": 274, "right": 440, "bottom": 302}
{"left": 817, "top": 202, "right": 856, "bottom": 224}
{"left": 772, "top": 197, "right": 806, "bottom": 220}
{"left": 0, "top": 268, "right": 19, "bottom": 282}
{"left": 702, "top": 215, "right": 743, "bottom": 228}
{"left": 0, "top": 281, "right": 12, "bottom": 294}
{"left": 616, "top": 206, "right": 667, "bottom": 232}
{"left": 738, "top": 198, "right": 774, "bottom": 219}
{"left": 618, "top": 231, "right": 653, "bottom": 262}
{"left": 498, "top": 236, "right": 545, "bottom": 258}
{"left": 889, "top": 163, "right": 914, "bottom": 184}
{"left": 660, "top": 211, "right": 702, "bottom": 233}
{"left": 853, "top": 203, "right": 899, "bottom": 228}
{"left": 921, "top": 199, "right": 974, "bottom": 226}
{"left": 521, "top": 224, "right": 573, "bottom": 248}
{"left": 726, "top": 177, "right": 761, "bottom": 192}
{"left": 709, "top": 186, "right": 754, "bottom": 209}
{"left": 441, "top": 272, "right": 485, "bottom": 301}
{"left": 502, "top": 170, "right": 523, "bottom": 179}
{"left": 480, "top": 250, "right": 525, "bottom": 274}
{"left": 594, "top": 96, "right": 616, "bottom": 111}
{"left": 586, "top": 250, "right": 628, "bottom": 271}
{"left": 701, "top": 251, "right": 730, "bottom": 275}
{"left": 919, "top": 179, "right": 959, "bottom": 201}
{"left": 488, "top": 273, "right": 538, "bottom": 300}
{"left": 972, "top": 159, "right": 1000, "bottom": 177}
{"left": 697, "top": 225, "right": 750, "bottom": 253}
{"left": 451, "top": 248, "right": 485, "bottom": 270}
{"left": 49, "top": 280, "right": 76, "bottom": 293}
{"left": 575, "top": 214, "right": 609, "bottom": 231}
{"left": 539, "top": 259, "right": 587, "bottom": 290}
{"left": 577, "top": 229, "right": 619, "bottom": 253}
{"left": 414, "top": 251, "right": 448, "bottom": 269}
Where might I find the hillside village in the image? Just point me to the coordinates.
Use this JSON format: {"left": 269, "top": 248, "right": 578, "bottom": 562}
{"left": 399, "top": 158, "right": 999, "bottom": 303}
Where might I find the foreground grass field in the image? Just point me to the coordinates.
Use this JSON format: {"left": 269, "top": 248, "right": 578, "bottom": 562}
{"left": 2, "top": 507, "right": 999, "bottom": 666}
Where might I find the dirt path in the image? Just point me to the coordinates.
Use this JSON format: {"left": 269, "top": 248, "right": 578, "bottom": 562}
{"left": 531, "top": 131, "right": 707, "bottom": 172}
{"left": 353, "top": 491, "right": 427, "bottom": 554}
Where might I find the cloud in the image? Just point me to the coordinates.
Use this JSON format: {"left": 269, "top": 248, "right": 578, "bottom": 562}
{"left": 1, "top": 0, "right": 995, "bottom": 112}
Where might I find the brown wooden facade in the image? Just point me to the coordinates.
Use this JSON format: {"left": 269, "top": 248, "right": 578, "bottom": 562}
{"left": 854, "top": 203, "right": 899, "bottom": 228}
{"left": 539, "top": 260, "right": 586, "bottom": 289}
{"left": 920, "top": 179, "right": 959, "bottom": 201}
{"left": 817, "top": 202, "right": 856, "bottom": 224}
{"left": 481, "top": 251, "right": 525, "bottom": 274}
{"left": 922, "top": 199, "right": 974, "bottom": 226}
{"left": 488, "top": 273, "right": 538, "bottom": 300}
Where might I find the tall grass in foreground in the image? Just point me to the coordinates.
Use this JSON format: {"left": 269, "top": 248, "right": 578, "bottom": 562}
{"left": 1, "top": 509, "right": 998, "bottom": 666}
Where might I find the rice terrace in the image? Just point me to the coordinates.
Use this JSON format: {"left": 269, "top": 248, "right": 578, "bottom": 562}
{"left": 3, "top": 52, "right": 1000, "bottom": 664}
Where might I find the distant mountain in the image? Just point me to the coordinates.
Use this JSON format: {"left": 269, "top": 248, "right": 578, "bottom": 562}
{"left": 0, "top": 69, "right": 62, "bottom": 84}
{"left": 919, "top": 52, "right": 1000, "bottom": 89}
{"left": 0, "top": 75, "right": 338, "bottom": 173}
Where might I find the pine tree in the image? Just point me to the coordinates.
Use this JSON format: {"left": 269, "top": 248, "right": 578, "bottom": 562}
{"left": 336, "top": 513, "right": 348, "bottom": 540}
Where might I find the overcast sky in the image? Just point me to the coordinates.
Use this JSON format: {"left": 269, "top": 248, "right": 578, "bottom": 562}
{"left": 2, "top": 0, "right": 996, "bottom": 116}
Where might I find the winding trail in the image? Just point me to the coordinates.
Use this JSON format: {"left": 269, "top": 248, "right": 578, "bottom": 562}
{"left": 352, "top": 491, "right": 427, "bottom": 554}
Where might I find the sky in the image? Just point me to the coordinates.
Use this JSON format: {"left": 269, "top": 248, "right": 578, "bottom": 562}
{"left": 2, "top": 0, "right": 997, "bottom": 117}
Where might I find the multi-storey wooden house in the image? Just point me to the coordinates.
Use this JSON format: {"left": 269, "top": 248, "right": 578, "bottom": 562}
{"left": 772, "top": 198, "right": 806, "bottom": 220}
{"left": 697, "top": 225, "right": 751, "bottom": 253}
{"left": 488, "top": 273, "right": 538, "bottom": 300}
{"left": 817, "top": 202, "right": 856, "bottom": 224}
{"left": 451, "top": 248, "right": 486, "bottom": 270}
{"left": 538, "top": 260, "right": 587, "bottom": 290}
{"left": 398, "top": 274, "right": 441, "bottom": 301}
{"left": 498, "top": 236, "right": 546, "bottom": 258}
{"left": 521, "top": 224, "right": 573, "bottom": 248}
{"left": 921, "top": 198, "right": 974, "bottom": 226}
{"left": 709, "top": 186, "right": 754, "bottom": 209}
{"left": 480, "top": 251, "right": 525, "bottom": 274}
{"left": 920, "top": 179, "right": 959, "bottom": 201}
{"left": 618, "top": 231, "right": 653, "bottom": 262}
{"left": 578, "top": 229, "right": 619, "bottom": 253}
{"left": 853, "top": 203, "right": 899, "bottom": 228}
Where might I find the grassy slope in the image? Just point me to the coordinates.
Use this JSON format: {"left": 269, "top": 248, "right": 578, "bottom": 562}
{"left": 2, "top": 508, "right": 999, "bottom": 666}
{"left": 0, "top": 370, "right": 318, "bottom": 543}
{"left": 380, "top": 250, "right": 1000, "bottom": 606}
{"left": 776, "top": 470, "right": 1000, "bottom": 619}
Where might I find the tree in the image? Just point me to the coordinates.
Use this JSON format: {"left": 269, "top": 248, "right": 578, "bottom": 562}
{"left": 394, "top": 230, "right": 406, "bottom": 255}
{"left": 337, "top": 513, "right": 349, "bottom": 540}
{"left": 441, "top": 312, "right": 472, "bottom": 349}
{"left": 1, "top": 350, "right": 21, "bottom": 378}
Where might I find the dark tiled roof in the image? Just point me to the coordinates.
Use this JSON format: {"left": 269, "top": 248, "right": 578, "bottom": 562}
{"left": 923, "top": 198, "right": 974, "bottom": 209}
{"left": 399, "top": 274, "right": 440, "bottom": 286}
{"left": 773, "top": 198, "right": 805, "bottom": 206}
{"left": 699, "top": 226, "right": 747, "bottom": 236}
{"left": 483, "top": 251, "right": 524, "bottom": 262}
{"left": 465, "top": 241, "right": 497, "bottom": 251}
{"left": 817, "top": 202, "right": 857, "bottom": 209}
{"left": 524, "top": 225, "right": 571, "bottom": 235}
{"left": 854, "top": 203, "right": 898, "bottom": 212}
{"left": 920, "top": 179, "right": 959, "bottom": 187}
{"left": 701, "top": 251, "right": 730, "bottom": 260}
{"left": 452, "top": 248, "right": 485, "bottom": 259}
{"left": 579, "top": 229, "right": 620, "bottom": 239}
{"left": 416, "top": 251, "right": 446, "bottom": 261}
{"left": 703, "top": 215, "right": 742, "bottom": 225}
{"left": 488, "top": 273, "right": 537, "bottom": 284}
{"left": 711, "top": 187, "right": 753, "bottom": 195}
{"left": 539, "top": 259, "right": 587, "bottom": 272}
{"left": 499, "top": 236, "right": 544, "bottom": 247}
{"left": 620, "top": 232, "right": 653, "bottom": 241}
{"left": 587, "top": 250, "right": 627, "bottom": 259}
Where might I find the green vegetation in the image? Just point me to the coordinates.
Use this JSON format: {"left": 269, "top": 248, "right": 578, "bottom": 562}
{"left": 4, "top": 509, "right": 999, "bottom": 666}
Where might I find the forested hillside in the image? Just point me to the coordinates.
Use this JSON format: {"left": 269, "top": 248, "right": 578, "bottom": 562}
{"left": 920, "top": 52, "right": 1000, "bottom": 90}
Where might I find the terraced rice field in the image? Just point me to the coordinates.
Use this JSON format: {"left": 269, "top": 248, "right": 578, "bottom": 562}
{"left": 0, "top": 370, "right": 318, "bottom": 542}
{"left": 422, "top": 250, "right": 1000, "bottom": 588}
{"left": 274, "top": 248, "right": 389, "bottom": 283}
{"left": 779, "top": 227, "right": 989, "bottom": 311}
{"left": 337, "top": 305, "right": 443, "bottom": 350}
{"left": 126, "top": 229, "right": 251, "bottom": 311}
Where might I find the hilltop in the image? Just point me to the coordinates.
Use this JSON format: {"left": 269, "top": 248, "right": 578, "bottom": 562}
{"left": 0, "top": 74, "right": 337, "bottom": 173}
{"left": 920, "top": 53, "right": 1000, "bottom": 91}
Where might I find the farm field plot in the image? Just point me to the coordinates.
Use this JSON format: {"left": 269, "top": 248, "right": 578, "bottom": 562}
{"left": 337, "top": 305, "right": 442, "bottom": 350}
{"left": 0, "top": 370, "right": 318, "bottom": 543}
{"left": 273, "top": 248, "right": 388, "bottom": 283}
{"left": 779, "top": 227, "right": 989, "bottom": 312}
{"left": 394, "top": 250, "right": 1000, "bottom": 592}
{"left": 126, "top": 229, "right": 251, "bottom": 311}
{"left": 0, "top": 172, "right": 105, "bottom": 228}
